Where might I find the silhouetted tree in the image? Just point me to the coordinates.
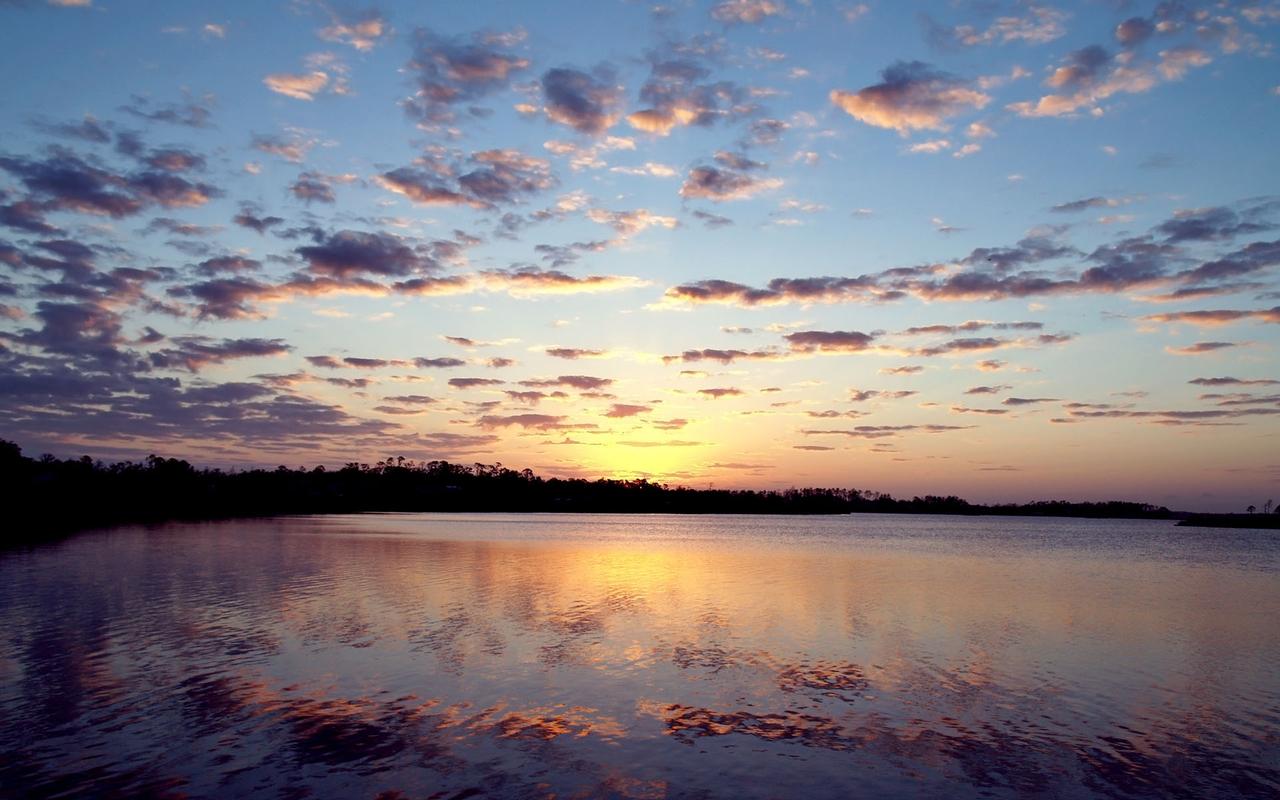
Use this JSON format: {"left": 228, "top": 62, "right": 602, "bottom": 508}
{"left": 0, "top": 439, "right": 1185, "bottom": 543}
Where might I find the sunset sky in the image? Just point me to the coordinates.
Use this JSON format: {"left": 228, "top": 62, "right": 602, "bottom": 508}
{"left": 1, "top": 0, "right": 1278, "bottom": 510}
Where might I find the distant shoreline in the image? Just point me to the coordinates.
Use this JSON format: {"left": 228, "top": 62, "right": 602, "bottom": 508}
{"left": 4, "top": 440, "right": 1277, "bottom": 545}
{"left": 1175, "top": 514, "right": 1280, "bottom": 530}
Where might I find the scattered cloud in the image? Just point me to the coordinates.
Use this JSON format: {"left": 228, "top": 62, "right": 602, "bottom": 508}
{"left": 1165, "top": 341, "right": 1242, "bottom": 355}
{"left": 830, "top": 61, "right": 990, "bottom": 133}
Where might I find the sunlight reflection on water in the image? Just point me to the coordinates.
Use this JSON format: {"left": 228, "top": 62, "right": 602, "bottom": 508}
{"left": 1, "top": 513, "right": 1277, "bottom": 798}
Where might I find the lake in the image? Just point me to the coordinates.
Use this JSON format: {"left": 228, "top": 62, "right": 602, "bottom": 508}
{"left": 1, "top": 513, "right": 1277, "bottom": 799}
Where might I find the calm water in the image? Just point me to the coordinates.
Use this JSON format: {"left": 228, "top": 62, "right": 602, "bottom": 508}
{"left": 1, "top": 514, "right": 1278, "bottom": 799}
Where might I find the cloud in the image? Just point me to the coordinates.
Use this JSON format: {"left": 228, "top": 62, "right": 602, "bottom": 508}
{"left": 140, "top": 148, "right": 206, "bottom": 174}
{"left": 1115, "top": 17, "right": 1155, "bottom": 47}
{"left": 519, "top": 375, "right": 613, "bottom": 390}
{"left": 546, "top": 347, "right": 607, "bottom": 359}
{"left": 586, "top": 208, "right": 678, "bottom": 238}
{"left": 1155, "top": 205, "right": 1276, "bottom": 243}
{"left": 710, "top": 0, "right": 784, "bottom": 25}
{"left": 801, "top": 424, "right": 972, "bottom": 439}
{"left": 391, "top": 275, "right": 473, "bottom": 297}
{"left": 450, "top": 377, "right": 505, "bottom": 389}
{"left": 477, "top": 413, "right": 591, "bottom": 431}
{"left": 609, "top": 161, "right": 678, "bottom": 178}
{"left": 413, "top": 357, "right": 466, "bottom": 368}
{"left": 404, "top": 28, "right": 530, "bottom": 123}
{"left": 661, "top": 276, "right": 883, "bottom": 307}
{"left": 465, "top": 149, "right": 556, "bottom": 202}
{"left": 290, "top": 172, "right": 337, "bottom": 204}
{"left": 965, "top": 384, "right": 1012, "bottom": 395}
{"left": 375, "top": 168, "right": 474, "bottom": 207}
{"left": 541, "top": 67, "right": 624, "bottom": 134}
{"left": 373, "top": 405, "right": 428, "bottom": 415}
{"left": 680, "top": 158, "right": 783, "bottom": 201}
{"left": 1157, "top": 45, "right": 1212, "bottom": 80}
{"left": 480, "top": 268, "right": 648, "bottom": 296}
{"left": 898, "top": 320, "right": 1043, "bottom": 336}
{"left": 144, "top": 216, "right": 216, "bottom": 238}
{"left": 1142, "top": 307, "right": 1280, "bottom": 327}
{"left": 0, "top": 199, "right": 59, "bottom": 234}
{"left": 1002, "top": 396, "right": 1059, "bottom": 406}
{"left": 950, "top": 405, "right": 1010, "bottom": 415}
{"left": 1188, "top": 376, "right": 1279, "bottom": 386}
{"left": 698, "top": 387, "right": 744, "bottom": 398}
{"left": 911, "top": 333, "right": 1073, "bottom": 357}
{"left": 1046, "top": 45, "right": 1113, "bottom": 89}
{"left": 36, "top": 114, "right": 111, "bottom": 144}
{"left": 830, "top": 61, "right": 990, "bottom": 133}
{"left": 196, "top": 255, "right": 260, "bottom": 275}
{"left": 651, "top": 418, "right": 687, "bottom": 430}
{"left": 4, "top": 300, "right": 127, "bottom": 366}
{"left": 945, "top": 5, "right": 1067, "bottom": 46}
{"left": 319, "top": 10, "right": 389, "bottom": 51}
{"left": 264, "top": 71, "right": 330, "bottom": 100}
{"left": 296, "top": 230, "right": 437, "bottom": 281}
{"left": 907, "top": 139, "right": 951, "bottom": 155}
{"left": 783, "top": 330, "right": 875, "bottom": 353}
{"left": 233, "top": 204, "right": 284, "bottom": 234}
{"left": 505, "top": 389, "right": 565, "bottom": 404}
{"left": 544, "top": 136, "right": 636, "bottom": 171}
{"left": 1202, "top": 392, "right": 1280, "bottom": 407}
{"left": 604, "top": 403, "right": 651, "bottom": 417}
{"left": 0, "top": 370, "right": 408, "bottom": 448}
{"left": 849, "top": 389, "right": 917, "bottom": 402}
{"left": 251, "top": 132, "right": 315, "bottom": 163}
{"left": 1057, "top": 406, "right": 1280, "bottom": 426}
{"left": 0, "top": 153, "right": 217, "bottom": 218}
{"left": 340, "top": 357, "right": 395, "bottom": 369}
{"left": 378, "top": 149, "right": 554, "bottom": 209}
{"left": 1164, "top": 341, "right": 1241, "bottom": 355}
{"left": 127, "top": 171, "right": 219, "bottom": 209}
{"left": 662, "top": 348, "right": 781, "bottom": 365}
{"left": 179, "top": 276, "right": 281, "bottom": 320}
{"left": 655, "top": 213, "right": 1273, "bottom": 308}
{"left": 120, "top": 95, "right": 214, "bottom": 128}
{"left": 1008, "top": 45, "right": 1211, "bottom": 118}
{"left": 743, "top": 117, "right": 788, "bottom": 147}
{"left": 148, "top": 336, "right": 291, "bottom": 372}
{"left": 627, "top": 44, "right": 752, "bottom": 136}
{"left": 1051, "top": 196, "right": 1135, "bottom": 213}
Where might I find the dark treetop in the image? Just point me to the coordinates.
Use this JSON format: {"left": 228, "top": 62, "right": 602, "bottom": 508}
{"left": 1, "top": 439, "right": 1202, "bottom": 543}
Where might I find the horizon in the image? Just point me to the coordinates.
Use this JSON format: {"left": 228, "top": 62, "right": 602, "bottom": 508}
{"left": 0, "top": 437, "right": 1226, "bottom": 514}
{"left": 1, "top": 1, "right": 1279, "bottom": 512}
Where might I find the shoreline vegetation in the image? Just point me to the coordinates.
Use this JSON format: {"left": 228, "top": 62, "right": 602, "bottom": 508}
{"left": 3, "top": 440, "right": 1277, "bottom": 543}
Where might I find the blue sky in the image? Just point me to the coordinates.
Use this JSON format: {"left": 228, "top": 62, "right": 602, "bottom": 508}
{"left": 1, "top": 0, "right": 1278, "bottom": 510}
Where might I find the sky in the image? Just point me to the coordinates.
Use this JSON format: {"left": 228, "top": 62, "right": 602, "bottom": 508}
{"left": 0, "top": 0, "right": 1278, "bottom": 511}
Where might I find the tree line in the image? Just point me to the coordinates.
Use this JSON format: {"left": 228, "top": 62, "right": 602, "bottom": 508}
{"left": 1, "top": 440, "right": 1176, "bottom": 542}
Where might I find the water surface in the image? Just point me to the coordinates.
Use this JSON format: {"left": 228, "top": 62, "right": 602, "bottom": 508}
{"left": 1, "top": 513, "right": 1277, "bottom": 798}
